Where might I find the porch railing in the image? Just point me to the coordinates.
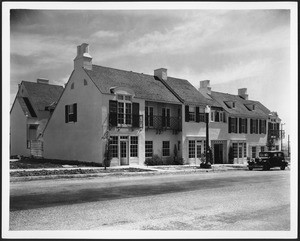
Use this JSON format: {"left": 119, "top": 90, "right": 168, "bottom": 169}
{"left": 145, "top": 115, "right": 182, "bottom": 132}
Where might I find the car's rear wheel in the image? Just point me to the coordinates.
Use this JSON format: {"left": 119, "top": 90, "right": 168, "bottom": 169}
{"left": 248, "top": 166, "right": 253, "bottom": 170}
{"left": 280, "top": 166, "right": 286, "bottom": 170}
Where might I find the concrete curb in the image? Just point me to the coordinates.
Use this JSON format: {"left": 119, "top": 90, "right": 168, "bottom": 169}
{"left": 10, "top": 165, "right": 248, "bottom": 183}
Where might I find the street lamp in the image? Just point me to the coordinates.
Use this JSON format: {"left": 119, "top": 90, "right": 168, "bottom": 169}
{"left": 201, "top": 105, "right": 212, "bottom": 169}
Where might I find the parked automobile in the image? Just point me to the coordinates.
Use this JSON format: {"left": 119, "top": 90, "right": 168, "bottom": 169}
{"left": 247, "top": 151, "right": 288, "bottom": 171}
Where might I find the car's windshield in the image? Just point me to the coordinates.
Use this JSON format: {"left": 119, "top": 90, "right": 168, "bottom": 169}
{"left": 259, "top": 152, "right": 269, "bottom": 157}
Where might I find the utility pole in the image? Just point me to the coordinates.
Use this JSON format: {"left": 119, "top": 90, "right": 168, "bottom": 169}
{"left": 288, "top": 135, "right": 290, "bottom": 157}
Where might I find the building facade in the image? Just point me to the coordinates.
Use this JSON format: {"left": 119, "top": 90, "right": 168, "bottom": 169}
{"left": 39, "top": 43, "right": 283, "bottom": 165}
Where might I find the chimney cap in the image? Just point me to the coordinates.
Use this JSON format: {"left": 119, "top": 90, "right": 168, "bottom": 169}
{"left": 37, "top": 78, "right": 49, "bottom": 84}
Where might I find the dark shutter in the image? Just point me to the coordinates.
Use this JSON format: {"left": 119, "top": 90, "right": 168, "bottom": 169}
{"left": 250, "top": 119, "right": 253, "bottom": 134}
{"left": 235, "top": 118, "right": 238, "bottom": 133}
{"left": 256, "top": 119, "right": 259, "bottom": 134}
{"left": 228, "top": 117, "right": 231, "bottom": 133}
{"left": 264, "top": 120, "right": 267, "bottom": 134}
{"left": 276, "top": 123, "right": 279, "bottom": 130}
{"left": 239, "top": 118, "right": 242, "bottom": 133}
{"left": 245, "top": 118, "right": 248, "bottom": 134}
{"left": 259, "top": 119, "right": 262, "bottom": 134}
{"left": 132, "top": 102, "right": 140, "bottom": 128}
{"left": 162, "top": 108, "right": 166, "bottom": 127}
{"left": 223, "top": 112, "right": 226, "bottom": 123}
{"left": 73, "top": 103, "right": 77, "bottom": 122}
{"left": 185, "top": 105, "right": 189, "bottom": 122}
{"left": 109, "top": 100, "right": 118, "bottom": 127}
{"left": 65, "top": 105, "right": 69, "bottom": 123}
{"left": 195, "top": 107, "right": 200, "bottom": 122}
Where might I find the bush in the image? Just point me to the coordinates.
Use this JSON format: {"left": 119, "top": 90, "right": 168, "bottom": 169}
{"left": 103, "top": 145, "right": 112, "bottom": 169}
{"left": 144, "top": 154, "right": 163, "bottom": 166}
{"left": 173, "top": 157, "right": 184, "bottom": 165}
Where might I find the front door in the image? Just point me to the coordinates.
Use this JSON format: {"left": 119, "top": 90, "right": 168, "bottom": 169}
{"left": 214, "top": 144, "right": 223, "bottom": 164}
{"left": 120, "top": 140, "right": 129, "bottom": 165}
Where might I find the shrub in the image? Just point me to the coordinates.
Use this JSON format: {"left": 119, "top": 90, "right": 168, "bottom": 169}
{"left": 103, "top": 145, "right": 112, "bottom": 169}
{"left": 144, "top": 154, "right": 163, "bottom": 166}
{"left": 173, "top": 157, "right": 184, "bottom": 165}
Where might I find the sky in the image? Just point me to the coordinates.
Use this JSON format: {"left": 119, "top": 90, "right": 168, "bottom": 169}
{"left": 8, "top": 4, "right": 294, "bottom": 144}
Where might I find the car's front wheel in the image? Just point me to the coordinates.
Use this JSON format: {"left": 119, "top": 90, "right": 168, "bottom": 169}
{"left": 263, "top": 163, "right": 270, "bottom": 171}
{"left": 280, "top": 165, "right": 286, "bottom": 170}
{"left": 248, "top": 166, "right": 253, "bottom": 170}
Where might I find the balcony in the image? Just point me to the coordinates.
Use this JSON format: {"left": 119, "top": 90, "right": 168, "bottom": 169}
{"left": 268, "top": 129, "right": 280, "bottom": 139}
{"left": 109, "top": 113, "right": 143, "bottom": 129}
{"left": 145, "top": 115, "right": 182, "bottom": 133}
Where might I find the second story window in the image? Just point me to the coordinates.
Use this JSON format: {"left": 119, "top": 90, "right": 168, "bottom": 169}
{"left": 145, "top": 106, "right": 154, "bottom": 127}
{"left": 250, "top": 119, "right": 259, "bottom": 134}
{"left": 162, "top": 107, "right": 171, "bottom": 128}
{"left": 65, "top": 103, "right": 77, "bottom": 123}
{"left": 189, "top": 106, "right": 196, "bottom": 122}
{"left": 228, "top": 117, "right": 237, "bottom": 133}
{"left": 239, "top": 118, "right": 248, "bottom": 134}
{"left": 117, "top": 95, "right": 132, "bottom": 125}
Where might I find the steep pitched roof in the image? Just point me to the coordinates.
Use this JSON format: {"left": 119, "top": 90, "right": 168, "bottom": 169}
{"left": 84, "top": 65, "right": 181, "bottom": 104}
{"left": 210, "top": 91, "right": 270, "bottom": 118}
{"left": 163, "top": 77, "right": 220, "bottom": 106}
{"left": 16, "top": 81, "right": 64, "bottom": 118}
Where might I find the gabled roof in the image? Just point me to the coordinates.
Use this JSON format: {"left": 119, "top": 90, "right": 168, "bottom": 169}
{"left": 84, "top": 65, "right": 181, "bottom": 104}
{"left": 163, "top": 77, "right": 220, "bottom": 107}
{"left": 16, "top": 81, "right": 64, "bottom": 118}
{"left": 210, "top": 91, "right": 270, "bottom": 118}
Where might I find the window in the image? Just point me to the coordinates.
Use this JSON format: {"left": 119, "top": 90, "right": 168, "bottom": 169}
{"left": 162, "top": 141, "right": 170, "bottom": 157}
{"left": 260, "top": 120, "right": 266, "bottom": 134}
{"left": 239, "top": 118, "right": 247, "bottom": 133}
{"left": 130, "top": 136, "right": 138, "bottom": 157}
{"left": 189, "top": 106, "right": 196, "bottom": 122}
{"left": 110, "top": 136, "right": 118, "bottom": 158}
{"left": 252, "top": 146, "right": 257, "bottom": 158}
{"left": 65, "top": 103, "right": 77, "bottom": 123}
{"left": 233, "top": 143, "right": 238, "bottom": 158}
{"left": 188, "top": 140, "right": 195, "bottom": 158}
{"left": 250, "top": 119, "right": 259, "bottom": 134}
{"left": 210, "top": 111, "right": 214, "bottom": 122}
{"left": 196, "top": 140, "right": 202, "bottom": 158}
{"left": 232, "top": 102, "right": 236, "bottom": 108}
{"left": 162, "top": 108, "right": 170, "bottom": 128}
{"left": 145, "top": 106, "right": 154, "bottom": 127}
{"left": 83, "top": 79, "right": 87, "bottom": 86}
{"left": 117, "top": 95, "right": 132, "bottom": 125}
{"left": 71, "top": 83, "right": 74, "bottom": 89}
{"left": 229, "top": 117, "right": 237, "bottom": 133}
{"left": 145, "top": 141, "right": 153, "bottom": 157}
{"left": 215, "top": 111, "right": 219, "bottom": 122}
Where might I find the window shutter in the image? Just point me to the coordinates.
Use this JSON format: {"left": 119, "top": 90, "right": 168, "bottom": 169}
{"left": 65, "top": 105, "right": 69, "bottom": 123}
{"left": 245, "top": 118, "right": 248, "bottom": 134}
{"left": 109, "top": 100, "right": 118, "bottom": 127}
{"left": 250, "top": 119, "right": 253, "bottom": 134}
{"left": 185, "top": 105, "right": 189, "bottom": 122}
{"left": 239, "top": 118, "right": 242, "bottom": 133}
{"left": 259, "top": 119, "right": 262, "bottom": 134}
{"left": 235, "top": 118, "right": 238, "bottom": 133}
{"left": 228, "top": 117, "right": 231, "bottom": 133}
{"left": 276, "top": 123, "right": 279, "bottom": 130}
{"left": 264, "top": 120, "right": 266, "bottom": 134}
{"left": 132, "top": 102, "right": 140, "bottom": 128}
{"left": 223, "top": 112, "right": 226, "bottom": 123}
{"left": 73, "top": 103, "right": 77, "bottom": 122}
{"left": 195, "top": 107, "right": 200, "bottom": 122}
{"left": 256, "top": 119, "right": 259, "bottom": 134}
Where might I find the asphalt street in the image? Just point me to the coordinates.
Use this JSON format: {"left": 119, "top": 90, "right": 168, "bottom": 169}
{"left": 9, "top": 169, "right": 290, "bottom": 231}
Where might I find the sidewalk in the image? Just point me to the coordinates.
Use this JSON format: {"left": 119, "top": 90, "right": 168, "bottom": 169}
{"left": 10, "top": 164, "right": 248, "bottom": 182}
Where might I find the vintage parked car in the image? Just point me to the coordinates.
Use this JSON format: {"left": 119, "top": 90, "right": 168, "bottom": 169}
{"left": 248, "top": 151, "right": 288, "bottom": 171}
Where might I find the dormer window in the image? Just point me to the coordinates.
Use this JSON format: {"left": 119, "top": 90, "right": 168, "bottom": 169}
{"left": 71, "top": 83, "right": 74, "bottom": 89}
{"left": 84, "top": 79, "right": 88, "bottom": 86}
{"left": 244, "top": 104, "right": 255, "bottom": 111}
{"left": 224, "top": 101, "right": 236, "bottom": 109}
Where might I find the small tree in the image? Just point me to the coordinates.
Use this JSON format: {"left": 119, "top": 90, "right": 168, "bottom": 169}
{"left": 173, "top": 144, "right": 178, "bottom": 161}
{"left": 103, "top": 142, "right": 112, "bottom": 170}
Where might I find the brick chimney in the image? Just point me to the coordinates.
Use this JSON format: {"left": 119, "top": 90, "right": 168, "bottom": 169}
{"left": 199, "top": 80, "right": 211, "bottom": 95}
{"left": 238, "top": 88, "right": 248, "bottom": 100}
{"left": 37, "top": 78, "right": 49, "bottom": 84}
{"left": 154, "top": 68, "right": 167, "bottom": 81}
{"left": 74, "top": 43, "right": 92, "bottom": 70}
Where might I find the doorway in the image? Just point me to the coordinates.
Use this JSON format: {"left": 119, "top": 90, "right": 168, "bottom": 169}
{"left": 214, "top": 144, "right": 223, "bottom": 164}
{"left": 120, "top": 140, "right": 129, "bottom": 165}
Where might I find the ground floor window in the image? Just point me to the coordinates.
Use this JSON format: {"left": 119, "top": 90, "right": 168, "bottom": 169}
{"left": 162, "top": 141, "right": 170, "bottom": 157}
{"left": 251, "top": 146, "right": 257, "bottom": 158}
{"left": 145, "top": 141, "right": 153, "bottom": 157}
{"left": 189, "top": 140, "right": 195, "bottom": 158}
{"left": 110, "top": 136, "right": 118, "bottom": 157}
{"left": 130, "top": 136, "right": 138, "bottom": 157}
{"left": 188, "top": 139, "right": 205, "bottom": 158}
{"left": 232, "top": 141, "right": 247, "bottom": 158}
